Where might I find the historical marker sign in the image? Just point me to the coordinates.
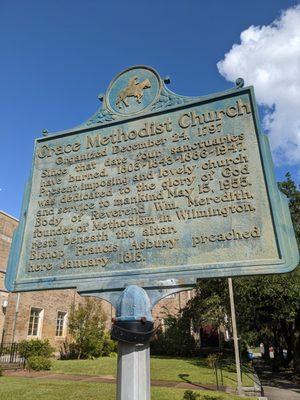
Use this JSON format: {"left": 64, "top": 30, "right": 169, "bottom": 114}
{"left": 6, "top": 66, "right": 299, "bottom": 294}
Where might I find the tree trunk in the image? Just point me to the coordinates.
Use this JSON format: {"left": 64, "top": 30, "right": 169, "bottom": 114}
{"left": 293, "top": 312, "right": 300, "bottom": 373}
{"left": 263, "top": 341, "right": 270, "bottom": 361}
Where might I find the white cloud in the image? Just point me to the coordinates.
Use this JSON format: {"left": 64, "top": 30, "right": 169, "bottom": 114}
{"left": 217, "top": 5, "right": 300, "bottom": 166}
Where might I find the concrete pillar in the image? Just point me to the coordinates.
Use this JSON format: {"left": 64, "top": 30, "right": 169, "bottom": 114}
{"left": 117, "top": 341, "right": 150, "bottom": 400}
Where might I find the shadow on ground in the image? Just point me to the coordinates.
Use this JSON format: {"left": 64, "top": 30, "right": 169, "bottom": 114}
{"left": 255, "top": 359, "right": 300, "bottom": 395}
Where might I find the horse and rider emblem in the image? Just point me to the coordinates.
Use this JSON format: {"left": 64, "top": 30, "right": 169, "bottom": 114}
{"left": 116, "top": 76, "right": 152, "bottom": 109}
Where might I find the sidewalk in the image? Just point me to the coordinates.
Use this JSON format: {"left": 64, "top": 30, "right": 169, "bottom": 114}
{"left": 255, "top": 360, "right": 300, "bottom": 400}
{"left": 4, "top": 369, "right": 234, "bottom": 394}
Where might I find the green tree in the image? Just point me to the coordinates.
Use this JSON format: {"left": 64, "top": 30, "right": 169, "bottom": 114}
{"left": 184, "top": 279, "right": 229, "bottom": 351}
{"left": 233, "top": 173, "right": 300, "bottom": 370}
{"left": 234, "top": 269, "right": 300, "bottom": 367}
{"left": 151, "top": 280, "right": 230, "bottom": 356}
{"left": 151, "top": 305, "right": 198, "bottom": 356}
{"left": 186, "top": 279, "right": 228, "bottom": 332}
{"left": 278, "top": 172, "right": 300, "bottom": 246}
{"left": 67, "top": 297, "right": 115, "bottom": 359}
{"left": 180, "top": 173, "right": 300, "bottom": 371}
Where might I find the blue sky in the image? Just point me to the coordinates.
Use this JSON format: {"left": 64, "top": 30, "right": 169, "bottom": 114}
{"left": 0, "top": 0, "right": 299, "bottom": 219}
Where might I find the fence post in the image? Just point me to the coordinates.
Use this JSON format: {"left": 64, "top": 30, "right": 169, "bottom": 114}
{"left": 9, "top": 343, "right": 14, "bottom": 363}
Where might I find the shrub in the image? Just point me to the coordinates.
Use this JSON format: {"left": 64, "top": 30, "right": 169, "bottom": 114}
{"left": 26, "top": 356, "right": 52, "bottom": 371}
{"left": 18, "top": 339, "right": 54, "bottom": 359}
{"left": 182, "top": 392, "right": 223, "bottom": 400}
{"left": 0, "top": 365, "right": 4, "bottom": 377}
{"left": 183, "top": 390, "right": 200, "bottom": 400}
{"left": 206, "top": 354, "right": 220, "bottom": 369}
{"left": 59, "top": 341, "right": 79, "bottom": 360}
{"left": 101, "top": 333, "right": 117, "bottom": 356}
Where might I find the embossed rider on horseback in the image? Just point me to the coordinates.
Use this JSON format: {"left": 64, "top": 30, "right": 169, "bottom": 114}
{"left": 115, "top": 76, "right": 151, "bottom": 109}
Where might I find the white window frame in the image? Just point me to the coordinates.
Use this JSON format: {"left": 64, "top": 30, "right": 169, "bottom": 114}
{"left": 55, "top": 311, "right": 67, "bottom": 337}
{"left": 27, "top": 307, "right": 44, "bottom": 338}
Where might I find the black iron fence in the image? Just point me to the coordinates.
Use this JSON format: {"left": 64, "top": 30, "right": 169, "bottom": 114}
{"left": 0, "top": 342, "right": 25, "bottom": 366}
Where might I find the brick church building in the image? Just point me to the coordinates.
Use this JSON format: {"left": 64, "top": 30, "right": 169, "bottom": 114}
{"left": 0, "top": 210, "right": 191, "bottom": 350}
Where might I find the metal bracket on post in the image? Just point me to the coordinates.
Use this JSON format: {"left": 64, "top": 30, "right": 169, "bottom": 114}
{"left": 111, "top": 285, "right": 154, "bottom": 400}
{"left": 111, "top": 285, "right": 154, "bottom": 344}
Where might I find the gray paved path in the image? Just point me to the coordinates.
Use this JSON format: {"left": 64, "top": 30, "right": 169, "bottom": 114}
{"left": 255, "top": 360, "right": 300, "bottom": 400}
{"left": 263, "top": 385, "right": 300, "bottom": 400}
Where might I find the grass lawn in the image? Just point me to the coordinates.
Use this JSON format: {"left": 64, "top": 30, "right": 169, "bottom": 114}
{"left": 0, "top": 377, "right": 254, "bottom": 400}
{"left": 52, "top": 356, "right": 254, "bottom": 388}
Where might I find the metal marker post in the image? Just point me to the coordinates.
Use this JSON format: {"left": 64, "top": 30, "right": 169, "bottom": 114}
{"left": 117, "top": 342, "right": 150, "bottom": 400}
{"left": 228, "top": 277, "right": 243, "bottom": 395}
{"left": 111, "top": 285, "right": 154, "bottom": 400}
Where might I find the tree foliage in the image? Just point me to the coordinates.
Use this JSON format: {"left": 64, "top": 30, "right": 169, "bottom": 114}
{"left": 151, "top": 305, "right": 198, "bottom": 356}
{"left": 66, "top": 297, "right": 116, "bottom": 359}
{"left": 278, "top": 172, "right": 300, "bottom": 247}
{"left": 234, "top": 268, "right": 300, "bottom": 368}
{"left": 233, "top": 173, "right": 300, "bottom": 369}
{"left": 185, "top": 279, "right": 229, "bottom": 333}
{"left": 179, "top": 173, "right": 300, "bottom": 371}
{"left": 18, "top": 339, "right": 54, "bottom": 359}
